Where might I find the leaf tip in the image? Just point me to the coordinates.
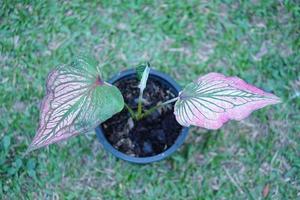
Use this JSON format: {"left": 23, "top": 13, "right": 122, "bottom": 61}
{"left": 272, "top": 95, "right": 282, "bottom": 104}
{"left": 265, "top": 92, "right": 282, "bottom": 105}
{"left": 25, "top": 143, "right": 36, "bottom": 155}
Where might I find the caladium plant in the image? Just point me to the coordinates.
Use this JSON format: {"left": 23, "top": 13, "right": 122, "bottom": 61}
{"left": 27, "top": 58, "right": 281, "bottom": 152}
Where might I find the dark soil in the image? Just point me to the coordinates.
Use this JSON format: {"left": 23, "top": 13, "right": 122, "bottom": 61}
{"left": 101, "top": 76, "right": 182, "bottom": 157}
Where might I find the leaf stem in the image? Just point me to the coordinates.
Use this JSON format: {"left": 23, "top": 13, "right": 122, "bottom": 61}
{"left": 125, "top": 103, "right": 136, "bottom": 119}
{"left": 136, "top": 62, "right": 150, "bottom": 118}
{"left": 138, "top": 97, "right": 179, "bottom": 120}
{"left": 137, "top": 91, "right": 143, "bottom": 117}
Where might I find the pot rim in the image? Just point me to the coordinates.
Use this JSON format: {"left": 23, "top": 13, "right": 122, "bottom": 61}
{"left": 95, "top": 68, "right": 189, "bottom": 164}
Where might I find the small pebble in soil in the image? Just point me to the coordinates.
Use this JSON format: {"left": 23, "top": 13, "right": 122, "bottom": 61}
{"left": 143, "top": 141, "right": 153, "bottom": 155}
{"left": 155, "top": 129, "right": 166, "bottom": 143}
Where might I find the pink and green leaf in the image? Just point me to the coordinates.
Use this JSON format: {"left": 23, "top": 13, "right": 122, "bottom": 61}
{"left": 174, "top": 73, "right": 281, "bottom": 129}
{"left": 28, "top": 58, "right": 124, "bottom": 152}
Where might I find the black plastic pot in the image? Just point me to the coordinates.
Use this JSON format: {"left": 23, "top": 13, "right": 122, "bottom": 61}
{"left": 95, "top": 69, "right": 189, "bottom": 164}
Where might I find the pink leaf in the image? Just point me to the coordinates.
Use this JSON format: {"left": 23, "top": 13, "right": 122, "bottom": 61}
{"left": 27, "top": 58, "right": 124, "bottom": 152}
{"left": 174, "top": 73, "right": 281, "bottom": 129}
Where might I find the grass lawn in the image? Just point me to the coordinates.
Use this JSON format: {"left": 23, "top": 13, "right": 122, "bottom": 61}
{"left": 1, "top": 0, "right": 299, "bottom": 199}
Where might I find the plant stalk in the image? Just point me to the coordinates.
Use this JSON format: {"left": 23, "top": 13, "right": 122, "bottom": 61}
{"left": 125, "top": 103, "right": 136, "bottom": 119}
{"left": 138, "top": 97, "right": 179, "bottom": 120}
{"left": 137, "top": 91, "right": 144, "bottom": 118}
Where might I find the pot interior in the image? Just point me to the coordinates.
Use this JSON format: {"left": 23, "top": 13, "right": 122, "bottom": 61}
{"left": 101, "top": 74, "right": 184, "bottom": 157}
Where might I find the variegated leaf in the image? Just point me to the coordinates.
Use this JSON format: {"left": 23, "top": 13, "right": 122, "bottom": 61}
{"left": 28, "top": 58, "right": 124, "bottom": 151}
{"left": 174, "top": 73, "right": 281, "bottom": 129}
{"left": 137, "top": 63, "right": 150, "bottom": 92}
{"left": 136, "top": 64, "right": 146, "bottom": 81}
{"left": 136, "top": 62, "right": 150, "bottom": 81}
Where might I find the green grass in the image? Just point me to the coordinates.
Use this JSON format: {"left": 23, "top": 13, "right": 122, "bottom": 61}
{"left": 1, "top": 0, "right": 299, "bottom": 199}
